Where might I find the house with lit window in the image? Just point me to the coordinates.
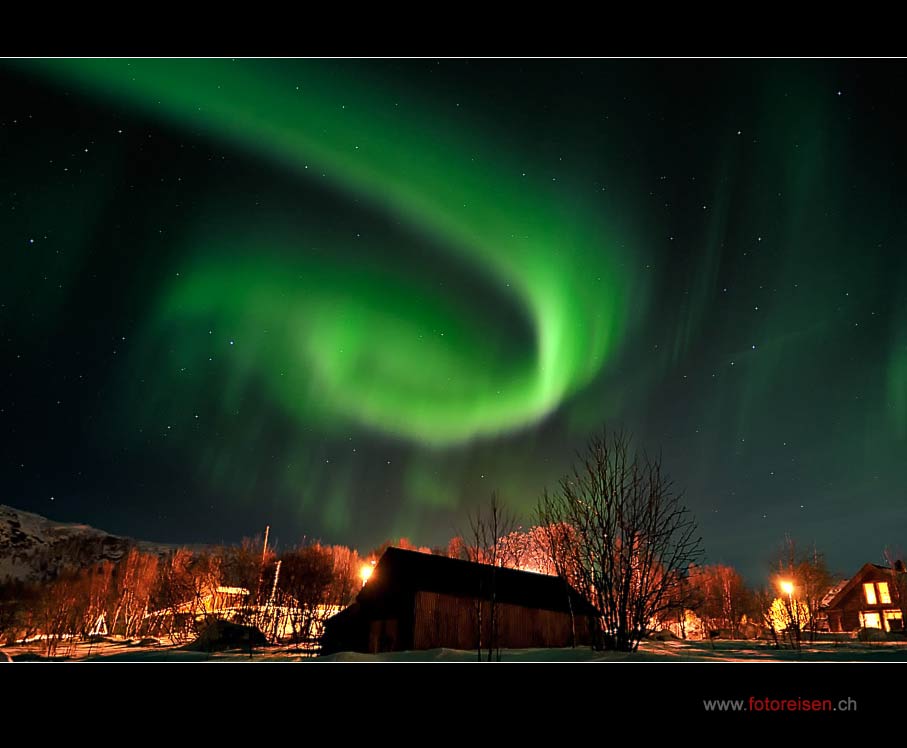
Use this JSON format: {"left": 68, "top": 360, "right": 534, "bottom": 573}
{"left": 821, "top": 562, "right": 905, "bottom": 634}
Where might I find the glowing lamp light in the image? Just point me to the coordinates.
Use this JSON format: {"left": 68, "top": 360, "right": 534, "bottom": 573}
{"left": 780, "top": 580, "right": 794, "bottom": 596}
{"left": 360, "top": 564, "right": 374, "bottom": 585}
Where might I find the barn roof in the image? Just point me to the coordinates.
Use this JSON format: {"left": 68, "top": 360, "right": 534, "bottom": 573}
{"left": 358, "top": 547, "right": 598, "bottom": 616}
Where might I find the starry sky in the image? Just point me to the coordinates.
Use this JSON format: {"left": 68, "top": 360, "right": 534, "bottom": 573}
{"left": 2, "top": 59, "right": 905, "bottom": 581}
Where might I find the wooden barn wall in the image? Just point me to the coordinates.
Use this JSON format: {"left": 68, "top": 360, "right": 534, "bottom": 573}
{"left": 412, "top": 590, "right": 591, "bottom": 650}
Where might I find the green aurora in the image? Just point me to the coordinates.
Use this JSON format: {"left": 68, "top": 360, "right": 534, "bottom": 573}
{"left": 4, "top": 60, "right": 906, "bottom": 577}
{"left": 31, "top": 59, "right": 642, "bottom": 445}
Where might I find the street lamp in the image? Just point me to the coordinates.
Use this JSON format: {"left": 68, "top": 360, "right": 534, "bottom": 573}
{"left": 779, "top": 579, "right": 800, "bottom": 646}
{"left": 779, "top": 580, "right": 795, "bottom": 618}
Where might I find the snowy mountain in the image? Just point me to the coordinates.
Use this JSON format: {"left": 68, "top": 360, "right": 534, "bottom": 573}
{"left": 0, "top": 505, "right": 174, "bottom": 583}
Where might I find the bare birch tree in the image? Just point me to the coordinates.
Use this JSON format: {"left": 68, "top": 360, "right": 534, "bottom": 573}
{"left": 537, "top": 428, "right": 703, "bottom": 652}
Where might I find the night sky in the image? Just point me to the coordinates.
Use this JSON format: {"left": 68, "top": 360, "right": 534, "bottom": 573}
{"left": 2, "top": 59, "right": 905, "bottom": 581}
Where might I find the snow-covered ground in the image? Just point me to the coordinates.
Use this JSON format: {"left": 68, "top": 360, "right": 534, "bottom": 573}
{"left": 2, "top": 637, "right": 905, "bottom": 662}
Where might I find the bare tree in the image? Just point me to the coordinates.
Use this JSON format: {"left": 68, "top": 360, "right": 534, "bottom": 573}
{"left": 883, "top": 548, "right": 907, "bottom": 632}
{"left": 655, "top": 563, "right": 704, "bottom": 639}
{"left": 465, "top": 492, "right": 517, "bottom": 661}
{"left": 323, "top": 544, "right": 362, "bottom": 611}
{"left": 755, "top": 586, "right": 782, "bottom": 648}
{"left": 82, "top": 561, "right": 115, "bottom": 656}
{"left": 537, "top": 428, "right": 703, "bottom": 652}
{"left": 150, "top": 548, "right": 219, "bottom": 643}
{"left": 110, "top": 549, "right": 159, "bottom": 639}
{"left": 220, "top": 536, "right": 273, "bottom": 631}
{"left": 772, "top": 536, "right": 833, "bottom": 645}
{"left": 35, "top": 566, "right": 86, "bottom": 656}
{"left": 0, "top": 579, "right": 37, "bottom": 645}
{"left": 278, "top": 543, "right": 334, "bottom": 650}
{"left": 446, "top": 535, "right": 470, "bottom": 561}
{"left": 687, "top": 564, "right": 750, "bottom": 638}
{"left": 523, "top": 525, "right": 566, "bottom": 576}
{"left": 370, "top": 537, "right": 434, "bottom": 558}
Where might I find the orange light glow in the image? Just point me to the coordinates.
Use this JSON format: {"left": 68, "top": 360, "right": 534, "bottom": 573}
{"left": 360, "top": 564, "right": 374, "bottom": 584}
{"left": 780, "top": 580, "right": 794, "bottom": 596}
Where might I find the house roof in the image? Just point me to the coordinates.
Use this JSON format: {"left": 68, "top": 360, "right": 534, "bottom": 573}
{"left": 356, "top": 546, "right": 598, "bottom": 616}
{"left": 822, "top": 562, "right": 899, "bottom": 610}
{"left": 820, "top": 579, "right": 849, "bottom": 608}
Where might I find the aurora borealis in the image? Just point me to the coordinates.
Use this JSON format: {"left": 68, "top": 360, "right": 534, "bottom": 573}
{"left": 2, "top": 59, "right": 906, "bottom": 580}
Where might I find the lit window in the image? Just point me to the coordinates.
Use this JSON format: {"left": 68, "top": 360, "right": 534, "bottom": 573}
{"left": 878, "top": 582, "right": 892, "bottom": 604}
{"left": 884, "top": 610, "right": 903, "bottom": 632}
{"left": 863, "top": 583, "right": 877, "bottom": 605}
{"left": 861, "top": 612, "right": 881, "bottom": 629}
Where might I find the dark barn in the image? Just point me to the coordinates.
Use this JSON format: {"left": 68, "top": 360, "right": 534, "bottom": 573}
{"left": 821, "top": 562, "right": 905, "bottom": 634}
{"left": 322, "top": 547, "right": 598, "bottom": 654}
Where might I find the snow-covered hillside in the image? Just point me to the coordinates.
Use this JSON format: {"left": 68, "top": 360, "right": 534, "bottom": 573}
{"left": 0, "top": 505, "right": 173, "bottom": 582}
